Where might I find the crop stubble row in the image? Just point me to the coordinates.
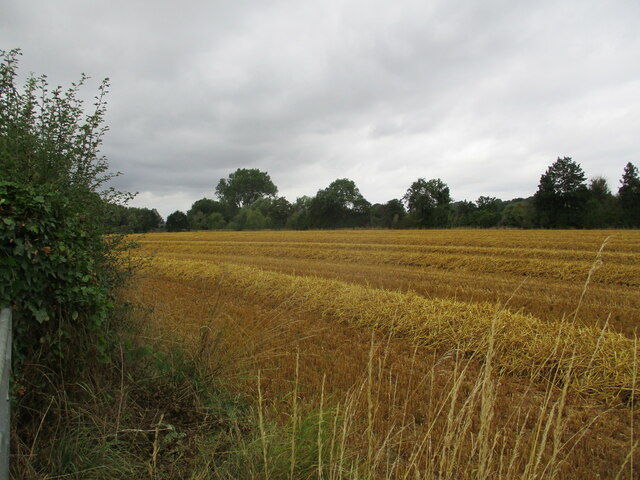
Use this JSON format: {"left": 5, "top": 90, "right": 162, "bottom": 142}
{"left": 134, "top": 229, "right": 640, "bottom": 336}
{"left": 129, "top": 229, "right": 640, "bottom": 404}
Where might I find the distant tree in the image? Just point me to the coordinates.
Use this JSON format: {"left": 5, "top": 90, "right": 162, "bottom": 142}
{"left": 589, "top": 177, "right": 611, "bottom": 199}
{"left": 533, "top": 157, "right": 588, "bottom": 228}
{"left": 370, "top": 204, "right": 385, "bottom": 228}
{"left": 232, "top": 206, "right": 269, "bottom": 230}
{"left": 103, "top": 203, "right": 130, "bottom": 232}
{"left": 500, "top": 199, "right": 535, "bottom": 228}
{"left": 189, "top": 197, "right": 224, "bottom": 215}
{"left": 309, "top": 178, "right": 371, "bottom": 229}
{"left": 403, "top": 178, "right": 451, "bottom": 227}
{"left": 474, "top": 196, "right": 504, "bottom": 228}
{"left": 188, "top": 211, "right": 210, "bottom": 230}
{"left": 252, "top": 196, "right": 293, "bottom": 228}
{"left": 286, "top": 196, "right": 313, "bottom": 230}
{"left": 189, "top": 197, "right": 227, "bottom": 217}
{"left": 187, "top": 198, "right": 229, "bottom": 229}
{"left": 583, "top": 177, "right": 619, "bottom": 228}
{"left": 618, "top": 162, "right": 640, "bottom": 227}
{"left": 207, "top": 212, "right": 227, "bottom": 230}
{"left": 449, "top": 200, "right": 477, "bottom": 227}
{"left": 370, "top": 199, "right": 406, "bottom": 228}
{"left": 215, "top": 168, "right": 278, "bottom": 212}
{"left": 129, "top": 207, "right": 163, "bottom": 233}
{"left": 103, "top": 205, "right": 163, "bottom": 233}
{"left": 166, "top": 210, "right": 189, "bottom": 232}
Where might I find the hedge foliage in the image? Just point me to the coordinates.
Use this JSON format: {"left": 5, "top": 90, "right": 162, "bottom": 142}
{"left": 0, "top": 49, "right": 129, "bottom": 391}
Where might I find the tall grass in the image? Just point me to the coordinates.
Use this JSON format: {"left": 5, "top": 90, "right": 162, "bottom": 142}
{"left": 164, "top": 293, "right": 636, "bottom": 478}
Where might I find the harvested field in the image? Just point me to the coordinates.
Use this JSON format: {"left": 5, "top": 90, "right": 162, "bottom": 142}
{"left": 126, "top": 229, "right": 640, "bottom": 479}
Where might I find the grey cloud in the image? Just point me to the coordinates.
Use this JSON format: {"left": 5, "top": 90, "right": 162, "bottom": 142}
{"left": 2, "top": 0, "right": 639, "bottom": 217}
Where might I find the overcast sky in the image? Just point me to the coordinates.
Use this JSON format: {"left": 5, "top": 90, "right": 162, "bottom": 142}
{"left": 2, "top": 0, "right": 639, "bottom": 217}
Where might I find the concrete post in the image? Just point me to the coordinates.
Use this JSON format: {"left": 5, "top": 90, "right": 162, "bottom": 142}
{"left": 0, "top": 308, "right": 11, "bottom": 480}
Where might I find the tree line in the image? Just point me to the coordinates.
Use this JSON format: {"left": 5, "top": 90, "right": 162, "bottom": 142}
{"left": 107, "top": 157, "right": 640, "bottom": 233}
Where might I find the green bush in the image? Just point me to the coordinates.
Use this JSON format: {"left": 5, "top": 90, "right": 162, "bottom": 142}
{"left": 0, "top": 182, "right": 118, "bottom": 367}
{"left": 0, "top": 49, "right": 129, "bottom": 391}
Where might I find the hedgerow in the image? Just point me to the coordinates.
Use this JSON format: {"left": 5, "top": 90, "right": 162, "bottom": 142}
{"left": 0, "top": 48, "right": 129, "bottom": 395}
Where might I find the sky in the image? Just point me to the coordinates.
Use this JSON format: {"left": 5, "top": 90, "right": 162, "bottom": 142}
{"left": 2, "top": 0, "right": 639, "bottom": 218}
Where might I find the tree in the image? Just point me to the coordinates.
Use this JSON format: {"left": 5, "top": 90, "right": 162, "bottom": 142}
{"left": 251, "top": 196, "right": 293, "bottom": 228}
{"left": 589, "top": 177, "right": 611, "bottom": 200}
{"left": 215, "top": 168, "right": 278, "bottom": 211}
{"left": 474, "top": 196, "right": 504, "bottom": 228}
{"left": 286, "top": 196, "right": 313, "bottom": 230}
{"left": 500, "top": 199, "right": 535, "bottom": 228}
{"left": 309, "top": 178, "right": 371, "bottom": 229}
{"left": 449, "top": 200, "right": 477, "bottom": 227}
{"left": 207, "top": 212, "right": 227, "bottom": 230}
{"left": 103, "top": 206, "right": 164, "bottom": 233}
{"left": 370, "top": 199, "right": 406, "bottom": 228}
{"left": 403, "top": 178, "right": 451, "bottom": 227}
{"left": 533, "top": 157, "right": 587, "bottom": 228}
{"left": 584, "top": 177, "right": 619, "bottom": 228}
{"left": 128, "top": 207, "right": 163, "bottom": 233}
{"left": 618, "top": 162, "right": 640, "bottom": 227}
{"left": 187, "top": 197, "right": 227, "bottom": 230}
{"left": 166, "top": 210, "right": 189, "bottom": 232}
{"left": 232, "top": 207, "right": 269, "bottom": 230}
{"left": 188, "top": 211, "right": 210, "bottom": 230}
{"left": 188, "top": 197, "right": 227, "bottom": 217}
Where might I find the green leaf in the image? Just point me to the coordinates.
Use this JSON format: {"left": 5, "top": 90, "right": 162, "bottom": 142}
{"left": 34, "top": 309, "right": 49, "bottom": 323}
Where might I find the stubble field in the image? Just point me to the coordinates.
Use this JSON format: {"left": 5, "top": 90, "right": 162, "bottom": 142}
{"left": 125, "top": 229, "right": 640, "bottom": 479}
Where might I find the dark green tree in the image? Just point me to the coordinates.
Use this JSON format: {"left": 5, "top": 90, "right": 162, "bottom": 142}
{"left": 370, "top": 199, "right": 406, "bottom": 228}
{"left": 189, "top": 197, "right": 224, "bottom": 215}
{"left": 474, "top": 196, "right": 504, "bottom": 228}
{"left": 251, "top": 196, "right": 293, "bottom": 228}
{"left": 104, "top": 203, "right": 130, "bottom": 232}
{"left": 533, "top": 157, "right": 588, "bottom": 228}
{"left": 215, "top": 168, "right": 278, "bottom": 212}
{"left": 449, "top": 200, "right": 477, "bottom": 227}
{"left": 309, "top": 179, "right": 371, "bottom": 229}
{"left": 207, "top": 212, "right": 227, "bottom": 230}
{"left": 500, "top": 199, "right": 535, "bottom": 228}
{"left": 188, "top": 211, "right": 210, "bottom": 230}
{"left": 232, "top": 207, "right": 269, "bottom": 230}
{"left": 166, "top": 210, "right": 189, "bottom": 232}
{"left": 286, "top": 196, "right": 313, "bottom": 230}
{"left": 403, "top": 178, "right": 451, "bottom": 227}
{"left": 618, "top": 162, "right": 640, "bottom": 227}
{"left": 126, "top": 207, "right": 163, "bottom": 233}
{"left": 187, "top": 197, "right": 227, "bottom": 229}
{"left": 188, "top": 197, "right": 227, "bottom": 216}
{"left": 583, "top": 177, "right": 619, "bottom": 228}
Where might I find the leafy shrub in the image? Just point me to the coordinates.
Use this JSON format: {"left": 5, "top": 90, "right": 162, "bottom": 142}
{"left": 0, "top": 49, "right": 129, "bottom": 392}
{"left": 0, "top": 182, "right": 119, "bottom": 367}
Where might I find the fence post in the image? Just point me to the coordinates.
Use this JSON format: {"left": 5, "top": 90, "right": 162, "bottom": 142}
{"left": 0, "top": 308, "right": 11, "bottom": 480}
